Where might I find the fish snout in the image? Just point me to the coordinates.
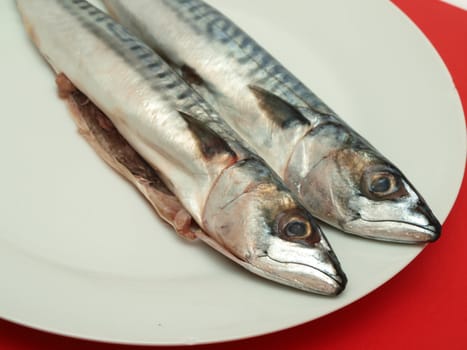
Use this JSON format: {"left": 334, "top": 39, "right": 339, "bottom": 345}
{"left": 300, "top": 266, "right": 347, "bottom": 296}
{"left": 320, "top": 262, "right": 347, "bottom": 296}
{"left": 328, "top": 272, "right": 347, "bottom": 296}
{"left": 414, "top": 201, "right": 441, "bottom": 242}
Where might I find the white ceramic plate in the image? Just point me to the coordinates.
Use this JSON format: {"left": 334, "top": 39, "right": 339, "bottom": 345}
{"left": 0, "top": 0, "right": 465, "bottom": 346}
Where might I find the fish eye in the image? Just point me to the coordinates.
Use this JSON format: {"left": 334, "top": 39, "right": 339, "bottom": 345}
{"left": 276, "top": 208, "right": 313, "bottom": 240}
{"left": 361, "top": 167, "right": 407, "bottom": 200}
{"left": 370, "top": 173, "right": 396, "bottom": 195}
{"left": 285, "top": 221, "right": 308, "bottom": 237}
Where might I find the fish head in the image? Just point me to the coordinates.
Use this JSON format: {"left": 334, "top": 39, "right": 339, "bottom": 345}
{"left": 286, "top": 123, "right": 441, "bottom": 243}
{"left": 340, "top": 149, "right": 441, "bottom": 243}
{"left": 203, "top": 159, "right": 346, "bottom": 295}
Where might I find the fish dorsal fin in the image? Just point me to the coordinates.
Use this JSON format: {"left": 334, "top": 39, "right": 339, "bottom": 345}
{"left": 249, "top": 85, "right": 311, "bottom": 129}
{"left": 178, "top": 111, "right": 236, "bottom": 160}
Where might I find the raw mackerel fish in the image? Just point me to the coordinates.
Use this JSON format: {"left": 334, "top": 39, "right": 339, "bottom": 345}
{"left": 103, "top": 0, "right": 441, "bottom": 243}
{"left": 17, "top": 0, "right": 346, "bottom": 295}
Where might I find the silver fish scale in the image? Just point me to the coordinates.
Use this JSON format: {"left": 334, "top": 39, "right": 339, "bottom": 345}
{"left": 61, "top": 0, "right": 245, "bottom": 151}
{"left": 166, "top": 0, "right": 335, "bottom": 115}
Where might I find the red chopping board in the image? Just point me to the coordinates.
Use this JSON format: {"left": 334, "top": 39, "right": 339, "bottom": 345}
{"left": 1, "top": 0, "right": 466, "bottom": 349}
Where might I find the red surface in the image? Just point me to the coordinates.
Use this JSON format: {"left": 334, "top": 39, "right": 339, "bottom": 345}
{"left": 1, "top": 0, "right": 466, "bottom": 349}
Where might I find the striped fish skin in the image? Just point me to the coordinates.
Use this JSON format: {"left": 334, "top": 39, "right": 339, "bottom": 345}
{"left": 17, "top": 0, "right": 346, "bottom": 295}
{"left": 103, "top": 0, "right": 441, "bottom": 243}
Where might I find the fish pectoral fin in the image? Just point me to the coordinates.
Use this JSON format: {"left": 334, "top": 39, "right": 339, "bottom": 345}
{"left": 173, "top": 208, "right": 200, "bottom": 240}
{"left": 177, "top": 110, "right": 237, "bottom": 161}
{"left": 144, "top": 188, "right": 200, "bottom": 241}
{"left": 248, "top": 85, "right": 310, "bottom": 129}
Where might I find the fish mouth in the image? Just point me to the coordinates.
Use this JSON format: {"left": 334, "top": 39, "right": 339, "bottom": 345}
{"left": 345, "top": 217, "right": 441, "bottom": 244}
{"left": 196, "top": 232, "right": 346, "bottom": 295}
{"left": 251, "top": 254, "right": 347, "bottom": 296}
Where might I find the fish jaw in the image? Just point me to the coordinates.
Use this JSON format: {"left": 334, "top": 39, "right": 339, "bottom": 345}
{"left": 342, "top": 219, "right": 440, "bottom": 244}
{"left": 202, "top": 158, "right": 346, "bottom": 295}
{"left": 344, "top": 183, "right": 441, "bottom": 243}
{"left": 250, "top": 256, "right": 346, "bottom": 296}
{"left": 196, "top": 231, "right": 346, "bottom": 295}
{"left": 249, "top": 232, "right": 347, "bottom": 295}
